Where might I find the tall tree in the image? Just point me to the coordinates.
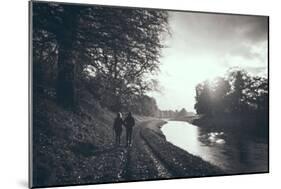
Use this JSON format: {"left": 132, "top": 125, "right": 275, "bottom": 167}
{"left": 194, "top": 69, "right": 268, "bottom": 120}
{"left": 33, "top": 3, "right": 84, "bottom": 109}
{"left": 227, "top": 69, "right": 251, "bottom": 114}
{"left": 80, "top": 8, "right": 169, "bottom": 111}
{"left": 33, "top": 2, "right": 169, "bottom": 111}
{"left": 194, "top": 81, "right": 212, "bottom": 115}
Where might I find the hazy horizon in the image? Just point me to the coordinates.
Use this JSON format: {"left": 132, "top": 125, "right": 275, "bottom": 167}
{"left": 148, "top": 11, "right": 268, "bottom": 112}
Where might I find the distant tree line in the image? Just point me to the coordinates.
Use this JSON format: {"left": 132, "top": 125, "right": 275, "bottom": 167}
{"left": 194, "top": 69, "right": 268, "bottom": 134}
{"left": 158, "top": 110, "right": 177, "bottom": 118}
{"left": 33, "top": 2, "right": 169, "bottom": 115}
{"left": 155, "top": 108, "right": 194, "bottom": 119}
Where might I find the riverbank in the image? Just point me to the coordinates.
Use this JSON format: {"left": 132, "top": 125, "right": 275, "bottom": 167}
{"left": 139, "top": 120, "right": 224, "bottom": 177}
{"left": 172, "top": 114, "right": 268, "bottom": 140}
{"left": 33, "top": 92, "right": 224, "bottom": 188}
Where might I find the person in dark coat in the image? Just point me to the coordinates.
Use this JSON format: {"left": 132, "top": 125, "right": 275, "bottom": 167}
{"left": 113, "top": 112, "right": 123, "bottom": 145}
{"left": 124, "top": 112, "right": 135, "bottom": 146}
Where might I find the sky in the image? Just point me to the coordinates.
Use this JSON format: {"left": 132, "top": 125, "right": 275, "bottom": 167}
{"left": 148, "top": 11, "right": 268, "bottom": 112}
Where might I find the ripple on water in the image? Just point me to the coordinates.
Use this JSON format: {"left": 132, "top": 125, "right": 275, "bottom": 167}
{"left": 161, "top": 120, "right": 268, "bottom": 173}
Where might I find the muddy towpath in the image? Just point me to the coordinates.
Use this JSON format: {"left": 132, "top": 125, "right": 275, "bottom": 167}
{"left": 47, "top": 119, "right": 224, "bottom": 187}
{"left": 123, "top": 119, "right": 223, "bottom": 181}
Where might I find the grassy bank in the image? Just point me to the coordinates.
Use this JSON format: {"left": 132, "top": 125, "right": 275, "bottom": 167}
{"left": 171, "top": 115, "right": 201, "bottom": 124}
{"left": 32, "top": 91, "right": 227, "bottom": 187}
{"left": 140, "top": 120, "right": 224, "bottom": 177}
{"left": 32, "top": 91, "right": 130, "bottom": 187}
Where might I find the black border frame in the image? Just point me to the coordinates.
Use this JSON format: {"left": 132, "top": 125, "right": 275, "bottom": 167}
{"left": 28, "top": 1, "right": 270, "bottom": 188}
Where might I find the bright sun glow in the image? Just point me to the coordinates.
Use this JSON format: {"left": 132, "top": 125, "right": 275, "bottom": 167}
{"left": 148, "top": 12, "right": 268, "bottom": 112}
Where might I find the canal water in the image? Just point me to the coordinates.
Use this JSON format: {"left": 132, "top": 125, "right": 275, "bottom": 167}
{"left": 161, "top": 121, "right": 268, "bottom": 173}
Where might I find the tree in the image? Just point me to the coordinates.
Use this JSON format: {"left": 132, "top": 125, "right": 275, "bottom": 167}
{"left": 194, "top": 69, "right": 268, "bottom": 117}
{"left": 177, "top": 108, "right": 187, "bottom": 116}
{"left": 210, "top": 77, "right": 231, "bottom": 114}
{"left": 227, "top": 69, "right": 251, "bottom": 114}
{"left": 79, "top": 8, "right": 169, "bottom": 111}
{"left": 33, "top": 3, "right": 85, "bottom": 109}
{"left": 33, "top": 2, "right": 169, "bottom": 111}
{"left": 194, "top": 81, "right": 212, "bottom": 115}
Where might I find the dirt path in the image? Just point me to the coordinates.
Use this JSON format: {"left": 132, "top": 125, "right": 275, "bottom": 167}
{"left": 83, "top": 119, "right": 223, "bottom": 184}
{"left": 124, "top": 120, "right": 172, "bottom": 181}
{"left": 122, "top": 119, "right": 223, "bottom": 181}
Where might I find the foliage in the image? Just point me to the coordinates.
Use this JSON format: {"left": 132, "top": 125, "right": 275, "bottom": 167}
{"left": 32, "top": 2, "right": 169, "bottom": 112}
{"left": 194, "top": 69, "right": 268, "bottom": 116}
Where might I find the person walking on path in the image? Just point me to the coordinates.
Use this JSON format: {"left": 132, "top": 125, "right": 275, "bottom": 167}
{"left": 113, "top": 112, "right": 123, "bottom": 145}
{"left": 124, "top": 112, "right": 135, "bottom": 147}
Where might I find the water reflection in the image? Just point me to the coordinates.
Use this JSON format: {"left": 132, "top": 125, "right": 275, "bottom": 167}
{"left": 199, "top": 131, "right": 225, "bottom": 144}
{"left": 161, "top": 121, "right": 268, "bottom": 173}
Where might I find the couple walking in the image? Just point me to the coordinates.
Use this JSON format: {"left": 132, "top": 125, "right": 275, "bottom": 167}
{"left": 113, "top": 112, "right": 135, "bottom": 147}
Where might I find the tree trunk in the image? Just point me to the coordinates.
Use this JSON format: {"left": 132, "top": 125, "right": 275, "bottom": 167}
{"left": 112, "top": 51, "right": 122, "bottom": 112}
{"left": 56, "top": 9, "right": 78, "bottom": 110}
{"left": 56, "top": 40, "right": 76, "bottom": 109}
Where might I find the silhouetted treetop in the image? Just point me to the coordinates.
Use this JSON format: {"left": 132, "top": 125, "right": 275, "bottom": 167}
{"left": 33, "top": 2, "right": 169, "bottom": 112}
{"left": 194, "top": 69, "right": 268, "bottom": 117}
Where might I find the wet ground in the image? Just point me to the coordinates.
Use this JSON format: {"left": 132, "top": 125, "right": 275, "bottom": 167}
{"left": 85, "top": 119, "right": 223, "bottom": 185}
{"left": 40, "top": 119, "right": 224, "bottom": 187}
